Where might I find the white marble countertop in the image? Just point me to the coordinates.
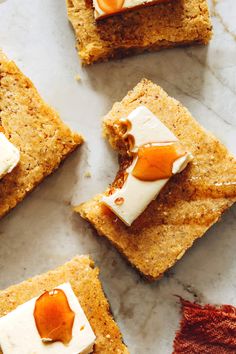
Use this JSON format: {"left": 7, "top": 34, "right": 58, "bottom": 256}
{"left": 0, "top": 1, "right": 236, "bottom": 353}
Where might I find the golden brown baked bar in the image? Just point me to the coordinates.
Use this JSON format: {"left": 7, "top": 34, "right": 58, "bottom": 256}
{"left": 66, "top": 0, "right": 213, "bottom": 64}
{"left": 76, "top": 79, "right": 236, "bottom": 280}
{"left": 0, "top": 51, "right": 82, "bottom": 218}
{"left": 0, "top": 256, "right": 129, "bottom": 354}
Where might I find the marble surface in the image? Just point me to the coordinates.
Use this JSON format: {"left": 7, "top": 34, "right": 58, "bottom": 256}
{"left": 0, "top": 0, "right": 236, "bottom": 353}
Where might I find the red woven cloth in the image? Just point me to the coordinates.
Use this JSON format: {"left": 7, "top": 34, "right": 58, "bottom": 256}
{"left": 173, "top": 298, "right": 236, "bottom": 354}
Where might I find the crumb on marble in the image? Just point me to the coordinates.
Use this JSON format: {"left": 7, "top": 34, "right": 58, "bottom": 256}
{"left": 84, "top": 171, "right": 91, "bottom": 178}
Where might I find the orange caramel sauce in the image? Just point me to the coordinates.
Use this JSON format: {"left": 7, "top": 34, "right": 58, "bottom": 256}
{"left": 0, "top": 126, "right": 5, "bottom": 133}
{"left": 34, "top": 289, "right": 75, "bottom": 345}
{"left": 132, "top": 144, "right": 185, "bottom": 181}
{"left": 115, "top": 197, "right": 124, "bottom": 205}
{"left": 97, "top": 0, "right": 125, "bottom": 14}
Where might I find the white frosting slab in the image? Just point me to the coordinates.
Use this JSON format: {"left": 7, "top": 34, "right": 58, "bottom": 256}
{"left": 0, "top": 132, "right": 20, "bottom": 180}
{"left": 102, "top": 106, "right": 192, "bottom": 226}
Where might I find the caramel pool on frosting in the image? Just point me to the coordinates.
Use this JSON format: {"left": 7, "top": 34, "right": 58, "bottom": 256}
{"left": 93, "top": 0, "right": 171, "bottom": 19}
{"left": 97, "top": 0, "right": 125, "bottom": 14}
{"left": 132, "top": 143, "right": 185, "bottom": 181}
{"left": 34, "top": 289, "right": 75, "bottom": 344}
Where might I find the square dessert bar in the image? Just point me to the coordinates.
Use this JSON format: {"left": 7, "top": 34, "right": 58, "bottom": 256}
{"left": 77, "top": 79, "right": 236, "bottom": 280}
{"left": 0, "top": 51, "right": 82, "bottom": 218}
{"left": 0, "top": 256, "right": 129, "bottom": 354}
{"left": 66, "top": 0, "right": 212, "bottom": 64}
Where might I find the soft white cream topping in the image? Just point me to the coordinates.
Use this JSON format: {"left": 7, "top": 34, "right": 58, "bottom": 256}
{"left": 93, "top": 0, "right": 159, "bottom": 19}
{"left": 0, "top": 132, "right": 20, "bottom": 180}
{"left": 172, "top": 154, "right": 192, "bottom": 174}
{"left": 124, "top": 106, "right": 178, "bottom": 152}
{"left": 102, "top": 106, "right": 192, "bottom": 226}
{"left": 0, "top": 283, "right": 96, "bottom": 354}
{"left": 103, "top": 158, "right": 168, "bottom": 225}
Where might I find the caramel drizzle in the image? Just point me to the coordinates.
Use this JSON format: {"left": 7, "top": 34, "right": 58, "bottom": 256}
{"left": 97, "top": 0, "right": 125, "bottom": 14}
{"left": 34, "top": 288, "right": 75, "bottom": 345}
{"left": 132, "top": 143, "right": 185, "bottom": 181}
